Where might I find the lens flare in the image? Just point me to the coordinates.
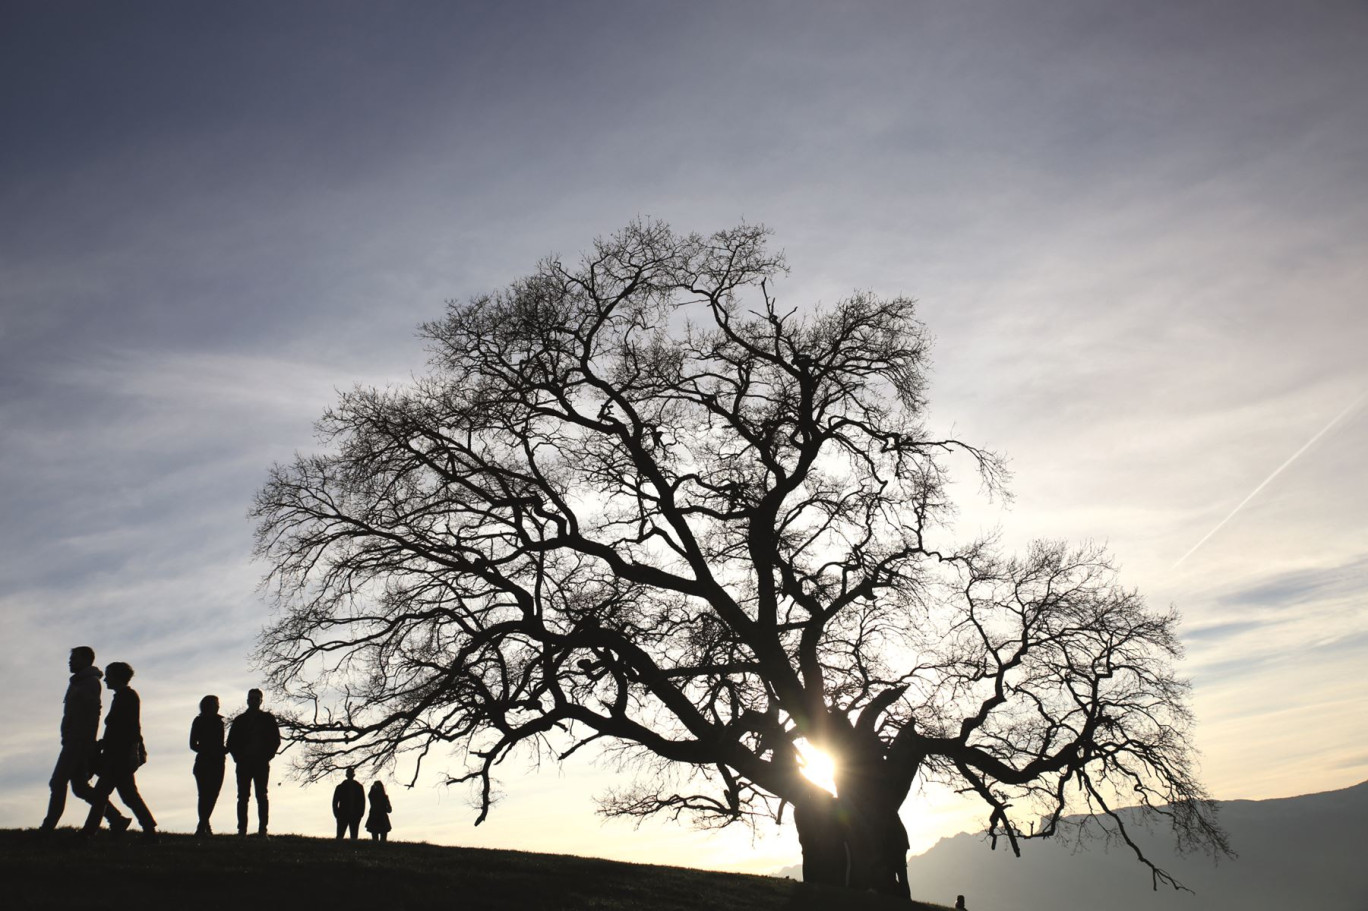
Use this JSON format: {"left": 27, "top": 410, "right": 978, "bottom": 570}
{"left": 795, "top": 738, "right": 838, "bottom": 796}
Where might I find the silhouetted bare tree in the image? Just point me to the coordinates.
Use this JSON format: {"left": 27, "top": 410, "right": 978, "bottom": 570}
{"left": 254, "top": 220, "right": 1229, "bottom": 895}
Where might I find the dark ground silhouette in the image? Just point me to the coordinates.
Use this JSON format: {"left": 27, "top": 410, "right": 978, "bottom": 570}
{"left": 2, "top": 830, "right": 952, "bottom": 911}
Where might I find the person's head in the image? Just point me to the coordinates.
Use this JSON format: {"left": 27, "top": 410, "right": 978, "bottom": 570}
{"left": 370, "top": 781, "right": 385, "bottom": 793}
{"left": 69, "top": 646, "right": 95, "bottom": 673}
{"left": 247, "top": 688, "right": 263, "bottom": 709}
{"left": 105, "top": 662, "right": 134, "bottom": 688}
{"left": 345, "top": 768, "right": 356, "bottom": 780}
{"left": 200, "top": 694, "right": 219, "bottom": 715}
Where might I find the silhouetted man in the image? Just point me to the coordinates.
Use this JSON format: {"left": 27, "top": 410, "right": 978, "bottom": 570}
{"left": 226, "top": 688, "right": 280, "bottom": 837}
{"left": 80, "top": 661, "right": 157, "bottom": 839}
{"left": 39, "top": 647, "right": 131, "bottom": 833}
{"left": 332, "top": 768, "right": 365, "bottom": 840}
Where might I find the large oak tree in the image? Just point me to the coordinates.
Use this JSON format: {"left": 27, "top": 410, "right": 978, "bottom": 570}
{"left": 254, "top": 221, "right": 1228, "bottom": 896}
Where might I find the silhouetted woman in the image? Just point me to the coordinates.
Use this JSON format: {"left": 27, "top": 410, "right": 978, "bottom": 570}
{"left": 365, "top": 781, "right": 392, "bottom": 842}
{"left": 81, "top": 662, "right": 157, "bottom": 839}
{"left": 189, "top": 694, "right": 226, "bottom": 836}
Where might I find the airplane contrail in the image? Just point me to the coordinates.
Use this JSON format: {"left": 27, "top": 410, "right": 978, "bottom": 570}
{"left": 1173, "top": 386, "right": 1368, "bottom": 569}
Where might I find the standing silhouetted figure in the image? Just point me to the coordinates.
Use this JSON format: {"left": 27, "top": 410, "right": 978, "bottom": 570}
{"left": 365, "top": 781, "right": 392, "bottom": 842}
{"left": 226, "top": 688, "right": 280, "bottom": 837}
{"left": 954, "top": 896, "right": 968, "bottom": 910}
{"left": 40, "top": 647, "right": 131, "bottom": 832}
{"left": 332, "top": 768, "right": 365, "bottom": 840}
{"left": 80, "top": 661, "right": 157, "bottom": 839}
{"left": 189, "top": 694, "right": 226, "bottom": 836}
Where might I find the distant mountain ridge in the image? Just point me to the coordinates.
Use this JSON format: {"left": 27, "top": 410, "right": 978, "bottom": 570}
{"left": 897, "top": 780, "right": 1368, "bottom": 911}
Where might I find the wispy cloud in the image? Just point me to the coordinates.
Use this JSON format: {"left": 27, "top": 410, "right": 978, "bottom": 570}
{"left": 3, "top": 0, "right": 1367, "bottom": 865}
{"left": 1175, "top": 389, "right": 1368, "bottom": 567}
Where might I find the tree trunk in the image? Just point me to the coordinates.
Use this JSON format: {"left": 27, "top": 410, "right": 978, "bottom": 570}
{"left": 794, "top": 795, "right": 910, "bottom": 897}
{"left": 794, "top": 796, "right": 849, "bottom": 887}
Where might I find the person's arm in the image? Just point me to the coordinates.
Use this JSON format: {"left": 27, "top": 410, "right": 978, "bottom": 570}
{"left": 67, "top": 677, "right": 102, "bottom": 741}
{"left": 266, "top": 714, "right": 281, "bottom": 758}
{"left": 102, "top": 689, "right": 141, "bottom": 764}
{"left": 190, "top": 716, "right": 201, "bottom": 753}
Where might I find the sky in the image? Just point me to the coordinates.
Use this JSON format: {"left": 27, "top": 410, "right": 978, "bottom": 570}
{"left": 2, "top": 0, "right": 1367, "bottom": 882}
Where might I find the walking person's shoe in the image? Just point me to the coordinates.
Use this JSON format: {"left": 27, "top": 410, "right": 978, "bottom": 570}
{"left": 109, "top": 816, "right": 132, "bottom": 837}
{"left": 142, "top": 827, "right": 159, "bottom": 843}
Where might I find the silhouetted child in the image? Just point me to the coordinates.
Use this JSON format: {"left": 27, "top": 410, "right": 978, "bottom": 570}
{"left": 365, "top": 781, "right": 392, "bottom": 842}
{"left": 189, "top": 694, "right": 226, "bottom": 836}
{"left": 954, "top": 895, "right": 968, "bottom": 910}
{"left": 80, "top": 662, "right": 157, "bottom": 839}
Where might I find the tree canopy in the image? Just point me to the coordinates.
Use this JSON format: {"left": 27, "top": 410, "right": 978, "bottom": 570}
{"left": 254, "top": 220, "right": 1228, "bottom": 895}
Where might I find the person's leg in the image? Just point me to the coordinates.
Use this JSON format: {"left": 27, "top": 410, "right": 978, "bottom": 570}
{"left": 80, "top": 775, "right": 117, "bottom": 834}
{"left": 205, "top": 761, "right": 224, "bottom": 829}
{"left": 348, "top": 819, "right": 359, "bottom": 840}
{"left": 41, "top": 751, "right": 72, "bottom": 829}
{"left": 114, "top": 774, "right": 156, "bottom": 832}
{"left": 71, "top": 776, "right": 128, "bottom": 826}
{"left": 253, "top": 762, "right": 270, "bottom": 834}
{"left": 70, "top": 771, "right": 129, "bottom": 827}
{"left": 198, "top": 762, "right": 225, "bottom": 833}
{"left": 235, "top": 763, "right": 251, "bottom": 835}
{"left": 336, "top": 818, "right": 345, "bottom": 840}
{"left": 194, "top": 766, "right": 210, "bottom": 834}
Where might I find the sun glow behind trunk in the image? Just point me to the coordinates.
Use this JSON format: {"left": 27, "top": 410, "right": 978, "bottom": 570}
{"left": 795, "top": 738, "right": 838, "bottom": 796}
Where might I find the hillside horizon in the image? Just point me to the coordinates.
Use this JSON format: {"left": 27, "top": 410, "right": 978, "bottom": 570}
{"left": 0, "top": 827, "right": 951, "bottom": 911}
{"left": 888, "top": 779, "right": 1368, "bottom": 910}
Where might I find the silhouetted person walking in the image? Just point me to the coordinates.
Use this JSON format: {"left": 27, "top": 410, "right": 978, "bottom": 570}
{"left": 332, "top": 768, "right": 365, "bottom": 840}
{"left": 365, "top": 781, "right": 392, "bottom": 842}
{"left": 80, "top": 661, "right": 157, "bottom": 839}
{"left": 226, "top": 688, "right": 280, "bottom": 837}
{"left": 189, "top": 694, "right": 226, "bottom": 836}
{"left": 40, "top": 646, "right": 131, "bottom": 833}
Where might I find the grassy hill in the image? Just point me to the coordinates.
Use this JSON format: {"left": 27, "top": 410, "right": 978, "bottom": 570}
{"left": 0, "top": 828, "right": 951, "bottom": 911}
